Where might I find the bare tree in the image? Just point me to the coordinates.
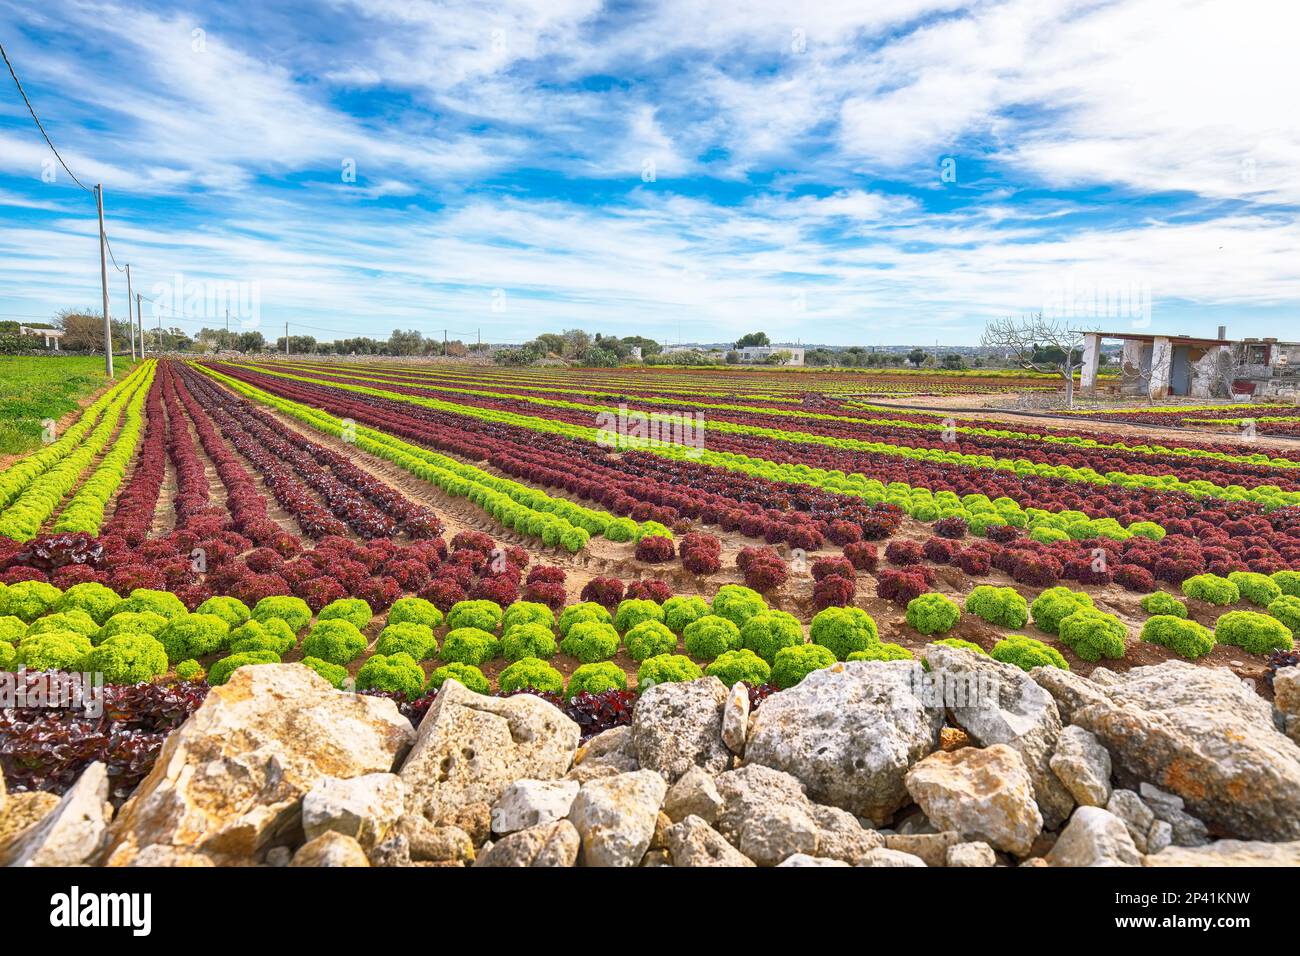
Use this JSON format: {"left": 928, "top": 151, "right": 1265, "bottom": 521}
{"left": 981, "top": 314, "right": 1094, "bottom": 408}
{"left": 1189, "top": 345, "right": 1246, "bottom": 400}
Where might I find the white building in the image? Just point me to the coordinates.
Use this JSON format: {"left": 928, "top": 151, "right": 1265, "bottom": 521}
{"left": 19, "top": 325, "right": 64, "bottom": 350}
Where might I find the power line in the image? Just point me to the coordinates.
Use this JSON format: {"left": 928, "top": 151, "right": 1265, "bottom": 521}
{"left": 0, "top": 41, "right": 91, "bottom": 192}
{"left": 104, "top": 233, "right": 126, "bottom": 273}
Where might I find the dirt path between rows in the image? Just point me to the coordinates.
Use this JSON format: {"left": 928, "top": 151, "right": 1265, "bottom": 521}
{"left": 867, "top": 394, "right": 1300, "bottom": 453}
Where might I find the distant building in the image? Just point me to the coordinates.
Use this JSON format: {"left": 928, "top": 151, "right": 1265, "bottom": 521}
{"left": 1078, "top": 327, "right": 1300, "bottom": 399}
{"left": 735, "top": 346, "right": 805, "bottom": 366}
{"left": 18, "top": 325, "right": 64, "bottom": 350}
{"left": 1234, "top": 337, "right": 1300, "bottom": 399}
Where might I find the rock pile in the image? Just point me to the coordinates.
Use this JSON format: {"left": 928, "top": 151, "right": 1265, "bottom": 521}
{"left": 2, "top": 655, "right": 1298, "bottom": 867}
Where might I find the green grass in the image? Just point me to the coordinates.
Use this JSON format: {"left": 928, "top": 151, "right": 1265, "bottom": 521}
{"left": 0, "top": 355, "right": 137, "bottom": 456}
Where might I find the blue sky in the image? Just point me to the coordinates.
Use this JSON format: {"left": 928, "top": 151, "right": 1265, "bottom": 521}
{"left": 1, "top": 0, "right": 1298, "bottom": 346}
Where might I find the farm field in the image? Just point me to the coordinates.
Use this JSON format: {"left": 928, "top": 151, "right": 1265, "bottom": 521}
{"left": 0, "top": 354, "right": 136, "bottom": 460}
{"left": 1062, "top": 400, "right": 1300, "bottom": 438}
{"left": 1, "top": 357, "right": 1298, "bottom": 866}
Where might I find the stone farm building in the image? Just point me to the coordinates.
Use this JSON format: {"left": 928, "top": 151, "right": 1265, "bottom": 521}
{"left": 1079, "top": 328, "right": 1300, "bottom": 400}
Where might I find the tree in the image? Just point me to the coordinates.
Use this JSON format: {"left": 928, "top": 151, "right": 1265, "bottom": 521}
{"left": 578, "top": 346, "right": 619, "bottom": 367}
{"left": 735, "top": 331, "right": 770, "bottom": 348}
{"left": 387, "top": 329, "right": 424, "bottom": 356}
{"left": 907, "top": 348, "right": 928, "bottom": 367}
{"left": 55, "top": 308, "right": 125, "bottom": 352}
{"left": 981, "top": 315, "right": 1094, "bottom": 408}
{"left": 804, "top": 348, "right": 837, "bottom": 366}
{"left": 620, "top": 335, "right": 661, "bottom": 357}
{"left": 533, "top": 333, "right": 565, "bottom": 356}
{"left": 561, "top": 329, "right": 590, "bottom": 357}
{"left": 236, "top": 330, "right": 266, "bottom": 353}
{"left": 495, "top": 342, "right": 544, "bottom": 366}
{"left": 764, "top": 349, "right": 794, "bottom": 366}
{"left": 942, "top": 353, "right": 966, "bottom": 370}
{"left": 275, "top": 334, "right": 317, "bottom": 354}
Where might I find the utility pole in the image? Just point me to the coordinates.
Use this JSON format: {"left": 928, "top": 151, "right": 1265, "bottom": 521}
{"left": 443, "top": 329, "right": 448, "bottom": 356}
{"left": 126, "top": 263, "right": 136, "bottom": 361}
{"left": 285, "top": 322, "right": 290, "bottom": 356}
{"left": 157, "top": 308, "right": 162, "bottom": 353}
{"left": 94, "top": 184, "right": 113, "bottom": 378}
{"left": 136, "top": 293, "right": 143, "bottom": 355}
{"left": 226, "top": 309, "right": 230, "bottom": 338}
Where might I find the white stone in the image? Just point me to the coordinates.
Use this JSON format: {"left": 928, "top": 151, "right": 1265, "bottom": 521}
{"left": 302, "top": 773, "right": 405, "bottom": 849}
{"left": 491, "top": 779, "right": 580, "bottom": 835}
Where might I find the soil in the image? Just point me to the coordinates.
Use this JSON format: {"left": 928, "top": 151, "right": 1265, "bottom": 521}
{"left": 865, "top": 392, "right": 1300, "bottom": 453}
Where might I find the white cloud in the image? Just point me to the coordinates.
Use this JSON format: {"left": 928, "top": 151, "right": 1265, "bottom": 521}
{"left": 0, "top": 0, "right": 1297, "bottom": 343}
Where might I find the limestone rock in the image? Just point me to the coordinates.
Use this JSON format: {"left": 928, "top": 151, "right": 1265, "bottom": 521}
{"left": 400, "top": 678, "right": 579, "bottom": 821}
{"left": 566, "top": 764, "right": 624, "bottom": 784}
{"left": 127, "top": 845, "right": 217, "bottom": 867}
{"left": 940, "top": 727, "right": 971, "bottom": 751}
{"left": 568, "top": 770, "right": 667, "bottom": 867}
{"left": 0, "top": 791, "right": 59, "bottom": 848}
{"left": 1144, "top": 839, "right": 1300, "bottom": 867}
{"left": 572, "top": 726, "right": 638, "bottom": 774}
{"left": 1050, "top": 726, "right": 1112, "bottom": 807}
{"left": 649, "top": 811, "right": 671, "bottom": 850}
{"left": 434, "top": 802, "right": 491, "bottom": 846}
{"left": 1137, "top": 782, "right": 1210, "bottom": 847}
{"left": 1146, "top": 819, "right": 1173, "bottom": 855}
{"left": 666, "top": 815, "right": 754, "bottom": 867}
{"left": 491, "top": 779, "right": 579, "bottom": 835}
{"left": 631, "top": 677, "right": 731, "bottom": 782}
{"left": 302, "top": 773, "right": 405, "bottom": 849}
{"left": 928, "top": 647, "right": 1074, "bottom": 828}
{"left": 1068, "top": 661, "right": 1300, "bottom": 840}
{"left": 722, "top": 682, "right": 750, "bottom": 755}
{"left": 904, "top": 744, "right": 1042, "bottom": 857}
{"left": 104, "top": 664, "right": 413, "bottom": 865}
{"left": 857, "top": 847, "right": 926, "bottom": 867}
{"left": 367, "top": 833, "right": 410, "bottom": 867}
{"left": 809, "top": 803, "right": 884, "bottom": 865}
{"left": 1106, "top": 789, "right": 1155, "bottom": 854}
{"left": 947, "top": 841, "right": 998, "bottom": 867}
{"left": 779, "top": 854, "right": 850, "bottom": 867}
{"left": 290, "top": 831, "right": 370, "bottom": 867}
{"left": 1, "top": 762, "right": 112, "bottom": 867}
{"left": 474, "top": 819, "right": 580, "bottom": 867}
{"left": 662, "top": 766, "right": 724, "bottom": 825}
{"left": 737, "top": 802, "right": 819, "bottom": 866}
{"left": 884, "top": 831, "right": 960, "bottom": 868}
{"left": 1029, "top": 665, "right": 1111, "bottom": 723}
{"left": 712, "top": 764, "right": 821, "bottom": 866}
{"left": 1274, "top": 668, "right": 1300, "bottom": 745}
{"left": 1274, "top": 667, "right": 1300, "bottom": 717}
{"left": 1045, "top": 806, "right": 1141, "bottom": 867}
{"left": 396, "top": 818, "right": 474, "bottom": 863}
{"left": 744, "top": 660, "right": 943, "bottom": 823}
